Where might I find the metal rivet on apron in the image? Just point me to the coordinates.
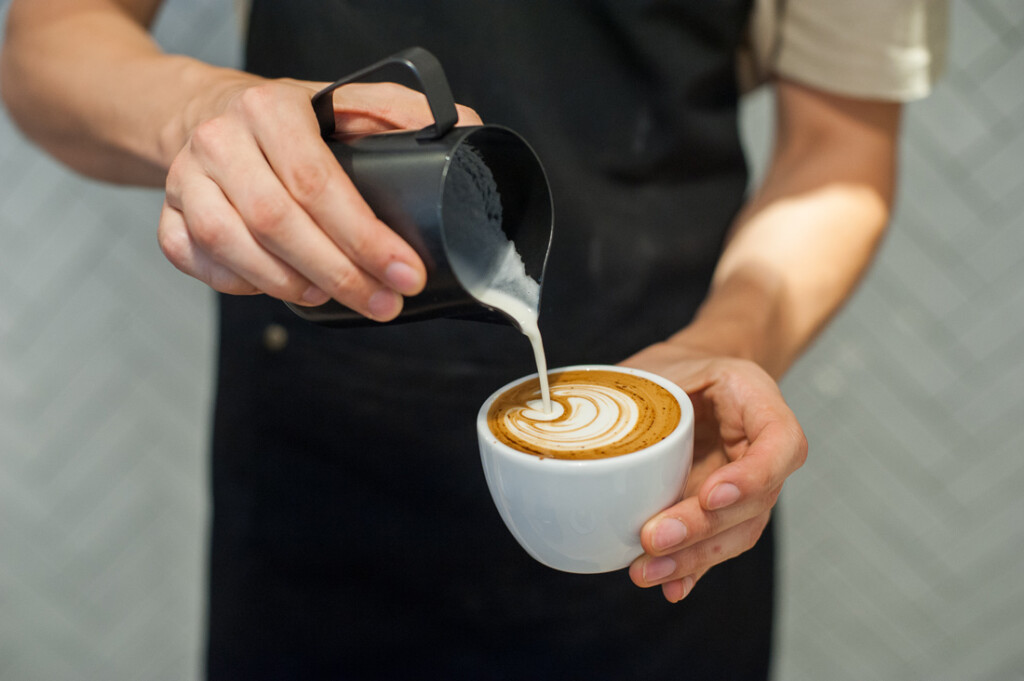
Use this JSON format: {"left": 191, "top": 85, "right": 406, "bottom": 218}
{"left": 262, "top": 323, "right": 289, "bottom": 352}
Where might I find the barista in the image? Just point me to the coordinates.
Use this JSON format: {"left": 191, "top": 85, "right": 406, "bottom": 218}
{"left": 0, "top": 0, "right": 946, "bottom": 677}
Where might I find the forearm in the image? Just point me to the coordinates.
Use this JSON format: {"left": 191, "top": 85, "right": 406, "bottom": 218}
{"left": 0, "top": 0, "right": 260, "bottom": 185}
{"left": 676, "top": 171, "right": 892, "bottom": 378}
{"left": 670, "top": 81, "right": 901, "bottom": 379}
{"left": 625, "top": 82, "right": 894, "bottom": 600}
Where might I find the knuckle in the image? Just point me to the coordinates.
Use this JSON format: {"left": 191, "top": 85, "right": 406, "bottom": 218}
{"left": 236, "top": 83, "right": 277, "bottom": 117}
{"left": 188, "top": 214, "right": 231, "bottom": 258}
{"left": 277, "top": 283, "right": 310, "bottom": 303}
{"left": 343, "top": 222, "right": 377, "bottom": 259}
{"left": 755, "top": 465, "right": 776, "bottom": 496}
{"left": 208, "top": 267, "right": 254, "bottom": 296}
{"left": 247, "top": 196, "right": 291, "bottom": 241}
{"left": 157, "top": 222, "right": 190, "bottom": 268}
{"left": 322, "top": 263, "right": 364, "bottom": 299}
{"left": 795, "top": 428, "right": 810, "bottom": 467}
{"left": 262, "top": 269, "right": 308, "bottom": 301}
{"left": 700, "top": 504, "right": 726, "bottom": 538}
{"left": 688, "top": 541, "right": 712, "bottom": 571}
{"left": 286, "top": 160, "right": 330, "bottom": 205}
{"left": 165, "top": 157, "right": 188, "bottom": 197}
{"left": 189, "top": 118, "right": 229, "bottom": 159}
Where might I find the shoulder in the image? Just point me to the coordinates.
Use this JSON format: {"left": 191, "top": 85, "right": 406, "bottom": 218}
{"left": 739, "top": 0, "right": 950, "bottom": 102}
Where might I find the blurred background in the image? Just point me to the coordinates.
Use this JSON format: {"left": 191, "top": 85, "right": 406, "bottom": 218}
{"left": 1, "top": 1, "right": 1021, "bottom": 679}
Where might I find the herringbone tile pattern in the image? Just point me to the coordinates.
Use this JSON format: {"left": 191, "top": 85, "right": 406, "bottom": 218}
{"left": 0, "top": 1, "right": 235, "bottom": 678}
{"left": 0, "top": 139, "right": 214, "bottom": 678}
{"left": 0, "top": 0, "right": 1021, "bottom": 680}
{"left": 772, "top": 2, "right": 1024, "bottom": 679}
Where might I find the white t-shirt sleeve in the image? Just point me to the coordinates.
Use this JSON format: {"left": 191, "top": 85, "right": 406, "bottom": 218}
{"left": 741, "top": 0, "right": 950, "bottom": 102}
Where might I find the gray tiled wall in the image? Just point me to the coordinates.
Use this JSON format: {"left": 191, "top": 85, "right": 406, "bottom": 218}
{"left": 0, "top": 1, "right": 1021, "bottom": 679}
{"left": 770, "top": 2, "right": 1024, "bottom": 679}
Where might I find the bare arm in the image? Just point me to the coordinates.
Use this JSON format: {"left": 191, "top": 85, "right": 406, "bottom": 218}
{"left": 627, "top": 80, "right": 900, "bottom": 602}
{"left": 674, "top": 80, "right": 900, "bottom": 378}
{"left": 1, "top": 0, "right": 483, "bottom": 320}
{"left": 1, "top": 0, "right": 252, "bottom": 184}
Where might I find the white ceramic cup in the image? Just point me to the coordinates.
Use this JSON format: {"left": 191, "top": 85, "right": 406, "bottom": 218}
{"left": 477, "top": 364, "right": 694, "bottom": 574}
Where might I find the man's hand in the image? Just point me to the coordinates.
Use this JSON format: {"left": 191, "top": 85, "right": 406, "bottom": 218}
{"left": 622, "top": 342, "right": 808, "bottom": 603}
{"left": 2, "top": 0, "right": 484, "bottom": 322}
{"left": 158, "top": 79, "right": 482, "bottom": 321}
{"left": 618, "top": 82, "right": 897, "bottom": 602}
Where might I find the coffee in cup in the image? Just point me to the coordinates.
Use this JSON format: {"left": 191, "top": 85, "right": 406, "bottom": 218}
{"left": 478, "top": 365, "right": 694, "bottom": 573}
{"left": 487, "top": 368, "right": 681, "bottom": 460}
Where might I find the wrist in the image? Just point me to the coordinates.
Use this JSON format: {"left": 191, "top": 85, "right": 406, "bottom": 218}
{"left": 665, "top": 274, "right": 788, "bottom": 378}
{"left": 154, "top": 59, "right": 264, "bottom": 169}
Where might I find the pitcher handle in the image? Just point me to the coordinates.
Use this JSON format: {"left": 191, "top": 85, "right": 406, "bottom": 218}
{"left": 311, "top": 46, "right": 459, "bottom": 142}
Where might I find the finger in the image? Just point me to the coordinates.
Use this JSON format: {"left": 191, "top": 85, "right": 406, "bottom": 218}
{"left": 243, "top": 86, "right": 427, "bottom": 298}
{"left": 640, "top": 427, "right": 795, "bottom": 556}
{"left": 629, "top": 510, "right": 771, "bottom": 589}
{"left": 158, "top": 201, "right": 260, "bottom": 296}
{"left": 699, "top": 418, "right": 807, "bottom": 513}
{"left": 331, "top": 82, "right": 483, "bottom": 131}
{"left": 638, "top": 473, "right": 782, "bottom": 569}
{"left": 659, "top": 566, "right": 714, "bottom": 603}
{"left": 640, "top": 479, "right": 781, "bottom": 557}
{"left": 455, "top": 103, "right": 484, "bottom": 126}
{"left": 661, "top": 572, "right": 699, "bottom": 604}
{"left": 332, "top": 82, "right": 436, "bottom": 134}
{"left": 175, "top": 169, "right": 330, "bottom": 306}
{"left": 190, "top": 113, "right": 404, "bottom": 321}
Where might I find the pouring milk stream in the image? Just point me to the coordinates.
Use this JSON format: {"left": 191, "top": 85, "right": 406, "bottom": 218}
{"left": 448, "top": 235, "right": 552, "bottom": 414}
{"left": 444, "top": 144, "right": 553, "bottom": 413}
{"left": 465, "top": 260, "right": 552, "bottom": 415}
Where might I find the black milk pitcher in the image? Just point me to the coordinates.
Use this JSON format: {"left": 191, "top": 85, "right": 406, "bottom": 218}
{"left": 286, "top": 47, "right": 553, "bottom": 328}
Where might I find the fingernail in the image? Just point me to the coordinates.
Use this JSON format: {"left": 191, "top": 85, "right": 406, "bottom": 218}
{"left": 301, "top": 285, "right": 330, "bottom": 305}
{"left": 643, "top": 556, "right": 677, "bottom": 584}
{"left": 653, "top": 518, "right": 687, "bottom": 551}
{"left": 367, "top": 289, "right": 402, "bottom": 320}
{"left": 680, "top": 575, "right": 695, "bottom": 599}
{"left": 707, "top": 483, "right": 741, "bottom": 510}
{"left": 385, "top": 261, "right": 424, "bottom": 295}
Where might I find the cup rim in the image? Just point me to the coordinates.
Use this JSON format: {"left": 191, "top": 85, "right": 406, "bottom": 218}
{"left": 477, "top": 364, "right": 694, "bottom": 468}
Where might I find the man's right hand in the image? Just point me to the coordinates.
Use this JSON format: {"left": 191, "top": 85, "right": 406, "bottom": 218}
{"left": 158, "top": 79, "right": 482, "bottom": 321}
{"left": 2, "top": 0, "right": 480, "bottom": 321}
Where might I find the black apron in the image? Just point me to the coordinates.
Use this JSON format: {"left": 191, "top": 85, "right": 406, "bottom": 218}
{"left": 207, "top": 1, "right": 773, "bottom": 678}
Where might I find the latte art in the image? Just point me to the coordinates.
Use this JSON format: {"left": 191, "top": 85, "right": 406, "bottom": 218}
{"left": 504, "top": 386, "right": 639, "bottom": 453}
{"left": 488, "top": 369, "right": 681, "bottom": 460}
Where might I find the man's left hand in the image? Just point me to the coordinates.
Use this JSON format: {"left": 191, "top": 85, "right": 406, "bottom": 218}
{"left": 622, "top": 341, "right": 808, "bottom": 603}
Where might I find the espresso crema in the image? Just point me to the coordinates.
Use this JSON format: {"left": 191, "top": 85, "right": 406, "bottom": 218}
{"left": 488, "top": 369, "right": 681, "bottom": 460}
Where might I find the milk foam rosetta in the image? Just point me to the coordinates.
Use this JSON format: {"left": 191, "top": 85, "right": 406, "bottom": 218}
{"left": 488, "top": 369, "right": 681, "bottom": 460}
